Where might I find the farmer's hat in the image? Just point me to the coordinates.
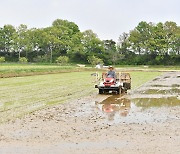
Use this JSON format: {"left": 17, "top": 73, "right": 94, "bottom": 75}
{"left": 108, "top": 66, "right": 114, "bottom": 69}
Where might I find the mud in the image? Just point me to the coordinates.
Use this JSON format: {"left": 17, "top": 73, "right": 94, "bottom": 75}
{"left": 0, "top": 72, "right": 180, "bottom": 154}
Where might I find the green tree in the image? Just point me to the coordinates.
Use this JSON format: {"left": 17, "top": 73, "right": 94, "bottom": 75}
{"left": 0, "top": 56, "right": 5, "bottom": 63}
{"left": 118, "top": 32, "right": 130, "bottom": 54}
{"left": 67, "top": 32, "right": 85, "bottom": 62}
{"left": 19, "top": 57, "right": 28, "bottom": 63}
{"left": 56, "top": 56, "right": 69, "bottom": 65}
{"left": 82, "top": 30, "right": 105, "bottom": 62}
{"left": 13, "top": 24, "right": 30, "bottom": 60}
{"left": 87, "top": 55, "right": 104, "bottom": 65}
{"left": 42, "top": 27, "right": 63, "bottom": 63}
{"left": 51, "top": 19, "right": 82, "bottom": 62}
{"left": 103, "top": 39, "right": 120, "bottom": 64}
{"left": 0, "top": 25, "right": 16, "bottom": 58}
{"left": 164, "top": 21, "right": 180, "bottom": 55}
{"left": 52, "top": 19, "right": 80, "bottom": 35}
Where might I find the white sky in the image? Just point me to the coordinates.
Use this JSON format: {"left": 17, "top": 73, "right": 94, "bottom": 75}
{"left": 0, "top": 0, "right": 179, "bottom": 41}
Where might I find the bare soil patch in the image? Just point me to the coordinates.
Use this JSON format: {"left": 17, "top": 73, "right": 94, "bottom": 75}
{"left": 0, "top": 72, "right": 180, "bottom": 154}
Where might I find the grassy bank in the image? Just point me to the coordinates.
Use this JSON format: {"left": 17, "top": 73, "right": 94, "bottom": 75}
{"left": 0, "top": 63, "right": 79, "bottom": 78}
{"left": 0, "top": 63, "right": 179, "bottom": 78}
{"left": 0, "top": 71, "right": 161, "bottom": 123}
{"left": 116, "top": 65, "right": 180, "bottom": 72}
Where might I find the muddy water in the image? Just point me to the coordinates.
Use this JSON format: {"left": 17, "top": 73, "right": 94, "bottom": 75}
{"left": 93, "top": 95, "right": 180, "bottom": 124}
{"left": 89, "top": 72, "right": 180, "bottom": 124}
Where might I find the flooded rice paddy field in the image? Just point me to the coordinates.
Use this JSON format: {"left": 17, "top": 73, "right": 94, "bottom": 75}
{"left": 0, "top": 72, "right": 180, "bottom": 154}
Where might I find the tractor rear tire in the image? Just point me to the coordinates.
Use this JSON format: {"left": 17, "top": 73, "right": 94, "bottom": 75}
{"left": 99, "top": 89, "right": 103, "bottom": 94}
{"left": 117, "top": 88, "right": 121, "bottom": 94}
{"left": 122, "top": 88, "right": 127, "bottom": 94}
{"left": 123, "top": 82, "right": 131, "bottom": 90}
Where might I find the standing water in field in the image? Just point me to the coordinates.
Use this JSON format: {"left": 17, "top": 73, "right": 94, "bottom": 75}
{"left": 93, "top": 72, "right": 180, "bottom": 124}
{"left": 72, "top": 72, "right": 180, "bottom": 124}
{"left": 94, "top": 94, "right": 180, "bottom": 124}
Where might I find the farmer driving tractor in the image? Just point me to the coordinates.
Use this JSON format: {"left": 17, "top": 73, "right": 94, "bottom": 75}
{"left": 95, "top": 65, "right": 131, "bottom": 94}
{"left": 107, "top": 66, "right": 116, "bottom": 78}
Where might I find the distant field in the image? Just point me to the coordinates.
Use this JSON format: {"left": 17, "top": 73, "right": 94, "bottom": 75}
{"left": 0, "top": 70, "right": 161, "bottom": 123}
{"left": 0, "top": 63, "right": 83, "bottom": 78}
{"left": 0, "top": 63, "right": 179, "bottom": 78}
{"left": 116, "top": 65, "right": 180, "bottom": 71}
{"left": 0, "top": 63, "right": 75, "bottom": 75}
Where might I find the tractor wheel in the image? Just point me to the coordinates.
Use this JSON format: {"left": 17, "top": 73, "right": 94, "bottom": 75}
{"left": 122, "top": 88, "right": 127, "bottom": 94}
{"left": 99, "top": 89, "right": 103, "bottom": 94}
{"left": 105, "top": 89, "right": 109, "bottom": 94}
{"left": 117, "top": 88, "right": 121, "bottom": 94}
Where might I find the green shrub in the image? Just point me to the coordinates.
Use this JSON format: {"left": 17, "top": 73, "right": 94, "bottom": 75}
{"left": 0, "top": 57, "right": 5, "bottom": 63}
{"left": 33, "top": 55, "right": 49, "bottom": 63}
{"left": 87, "top": 55, "right": 104, "bottom": 65}
{"left": 56, "top": 56, "right": 69, "bottom": 65}
{"left": 19, "top": 57, "right": 28, "bottom": 63}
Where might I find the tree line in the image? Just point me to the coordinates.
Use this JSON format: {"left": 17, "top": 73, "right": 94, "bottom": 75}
{"left": 0, "top": 19, "right": 179, "bottom": 65}
{"left": 118, "top": 21, "right": 180, "bottom": 65}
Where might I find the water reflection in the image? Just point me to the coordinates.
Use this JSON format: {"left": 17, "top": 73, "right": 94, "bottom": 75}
{"left": 96, "top": 95, "right": 131, "bottom": 121}
{"left": 95, "top": 94, "right": 180, "bottom": 123}
{"left": 94, "top": 72, "right": 180, "bottom": 123}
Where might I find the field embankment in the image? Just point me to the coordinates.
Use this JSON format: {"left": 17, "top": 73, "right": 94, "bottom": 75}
{"left": 0, "top": 64, "right": 81, "bottom": 78}
{"left": 0, "top": 64, "right": 179, "bottom": 78}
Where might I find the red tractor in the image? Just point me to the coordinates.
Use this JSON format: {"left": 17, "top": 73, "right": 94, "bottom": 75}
{"left": 104, "top": 77, "right": 116, "bottom": 87}
{"left": 95, "top": 72, "right": 131, "bottom": 94}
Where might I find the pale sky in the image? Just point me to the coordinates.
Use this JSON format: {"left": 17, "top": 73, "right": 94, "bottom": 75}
{"left": 0, "top": 0, "right": 179, "bottom": 41}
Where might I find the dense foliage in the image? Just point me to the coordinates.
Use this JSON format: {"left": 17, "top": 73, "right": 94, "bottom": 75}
{"left": 56, "top": 56, "right": 69, "bottom": 65}
{"left": 118, "top": 21, "right": 180, "bottom": 65}
{"left": 0, "top": 57, "right": 5, "bottom": 63}
{"left": 0, "top": 19, "right": 179, "bottom": 65}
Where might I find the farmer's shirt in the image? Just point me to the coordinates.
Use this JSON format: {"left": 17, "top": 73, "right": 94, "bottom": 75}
{"left": 107, "top": 70, "right": 115, "bottom": 78}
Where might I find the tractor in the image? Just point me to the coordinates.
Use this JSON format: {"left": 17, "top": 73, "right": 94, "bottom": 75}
{"left": 95, "top": 72, "right": 131, "bottom": 94}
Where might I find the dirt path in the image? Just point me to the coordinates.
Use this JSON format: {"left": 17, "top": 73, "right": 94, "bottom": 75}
{"left": 0, "top": 72, "right": 180, "bottom": 154}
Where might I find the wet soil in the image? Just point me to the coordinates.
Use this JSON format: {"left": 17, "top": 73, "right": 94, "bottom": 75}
{"left": 0, "top": 72, "right": 180, "bottom": 154}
